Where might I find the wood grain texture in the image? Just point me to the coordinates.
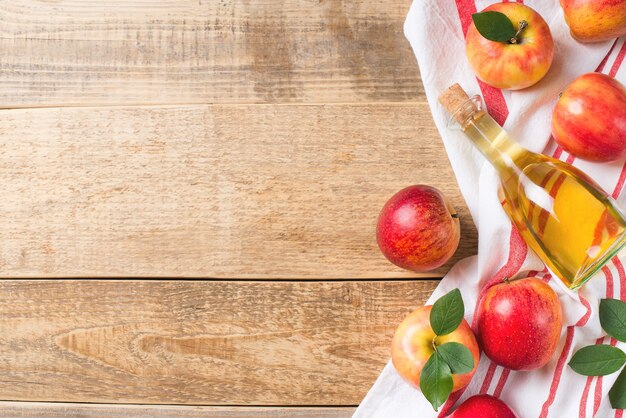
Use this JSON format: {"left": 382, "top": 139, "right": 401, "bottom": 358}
{"left": 0, "top": 280, "right": 435, "bottom": 404}
{"left": 0, "top": 104, "right": 476, "bottom": 278}
{"left": 0, "top": 0, "right": 420, "bottom": 107}
{"left": 0, "top": 403, "right": 354, "bottom": 417}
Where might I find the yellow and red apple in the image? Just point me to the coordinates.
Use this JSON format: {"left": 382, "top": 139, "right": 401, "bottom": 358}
{"left": 552, "top": 73, "right": 626, "bottom": 162}
{"left": 561, "top": 0, "right": 626, "bottom": 42}
{"left": 391, "top": 305, "right": 480, "bottom": 392}
{"left": 475, "top": 277, "right": 563, "bottom": 371}
{"left": 466, "top": 3, "right": 554, "bottom": 90}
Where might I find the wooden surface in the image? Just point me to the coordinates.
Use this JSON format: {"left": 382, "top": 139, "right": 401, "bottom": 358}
{"left": 0, "top": 403, "right": 354, "bottom": 418}
{"left": 0, "top": 0, "right": 477, "bottom": 415}
{"left": 0, "top": 0, "right": 421, "bottom": 107}
{"left": 0, "top": 280, "right": 435, "bottom": 404}
{"left": 0, "top": 104, "right": 475, "bottom": 278}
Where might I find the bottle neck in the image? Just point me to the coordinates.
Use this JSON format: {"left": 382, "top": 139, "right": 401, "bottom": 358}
{"left": 460, "top": 110, "right": 530, "bottom": 177}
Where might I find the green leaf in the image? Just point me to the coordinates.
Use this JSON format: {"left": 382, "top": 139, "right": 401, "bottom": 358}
{"left": 600, "top": 299, "right": 626, "bottom": 343}
{"left": 437, "top": 342, "right": 474, "bottom": 374}
{"left": 430, "top": 289, "right": 465, "bottom": 336}
{"left": 420, "top": 351, "right": 453, "bottom": 411}
{"left": 609, "top": 366, "right": 626, "bottom": 409}
{"left": 569, "top": 344, "right": 626, "bottom": 376}
{"left": 471, "top": 11, "right": 517, "bottom": 43}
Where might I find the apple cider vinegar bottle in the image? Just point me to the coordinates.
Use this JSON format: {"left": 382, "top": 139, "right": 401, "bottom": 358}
{"left": 439, "top": 84, "right": 626, "bottom": 289}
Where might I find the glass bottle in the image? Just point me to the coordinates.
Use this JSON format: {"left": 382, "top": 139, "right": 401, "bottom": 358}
{"left": 439, "top": 84, "right": 626, "bottom": 289}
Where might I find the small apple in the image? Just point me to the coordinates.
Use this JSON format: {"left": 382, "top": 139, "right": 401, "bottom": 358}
{"left": 552, "top": 72, "right": 626, "bottom": 162}
{"left": 465, "top": 3, "right": 554, "bottom": 90}
{"left": 448, "top": 394, "right": 519, "bottom": 418}
{"left": 561, "top": 0, "right": 626, "bottom": 42}
{"left": 475, "top": 277, "right": 563, "bottom": 370}
{"left": 376, "top": 185, "right": 460, "bottom": 272}
{"left": 391, "top": 305, "right": 480, "bottom": 392}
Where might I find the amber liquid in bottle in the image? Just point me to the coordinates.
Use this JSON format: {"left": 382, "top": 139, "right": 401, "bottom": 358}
{"left": 440, "top": 85, "right": 626, "bottom": 289}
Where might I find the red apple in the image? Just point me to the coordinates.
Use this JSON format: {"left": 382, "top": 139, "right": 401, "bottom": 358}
{"left": 561, "top": 0, "right": 626, "bottom": 42}
{"left": 475, "top": 277, "right": 563, "bottom": 370}
{"left": 552, "top": 73, "right": 626, "bottom": 162}
{"left": 391, "top": 306, "right": 480, "bottom": 392}
{"left": 466, "top": 3, "right": 554, "bottom": 90}
{"left": 448, "top": 394, "right": 519, "bottom": 418}
{"left": 376, "top": 185, "right": 460, "bottom": 272}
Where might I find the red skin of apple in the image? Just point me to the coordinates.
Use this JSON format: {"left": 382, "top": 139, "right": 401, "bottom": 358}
{"left": 561, "top": 0, "right": 626, "bottom": 42}
{"left": 376, "top": 185, "right": 460, "bottom": 272}
{"left": 552, "top": 73, "right": 626, "bottom": 162}
{"left": 391, "top": 305, "right": 480, "bottom": 392}
{"left": 475, "top": 277, "right": 563, "bottom": 370}
{"left": 465, "top": 3, "right": 554, "bottom": 90}
{"left": 448, "top": 394, "right": 519, "bottom": 418}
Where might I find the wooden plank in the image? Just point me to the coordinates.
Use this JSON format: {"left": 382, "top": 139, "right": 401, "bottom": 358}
{"left": 0, "top": 104, "right": 476, "bottom": 278}
{"left": 0, "top": 0, "right": 420, "bottom": 107}
{"left": 0, "top": 403, "right": 354, "bottom": 417}
{"left": 0, "top": 280, "right": 435, "bottom": 404}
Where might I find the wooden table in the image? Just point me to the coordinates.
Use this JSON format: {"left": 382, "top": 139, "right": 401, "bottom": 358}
{"left": 0, "top": 1, "right": 477, "bottom": 416}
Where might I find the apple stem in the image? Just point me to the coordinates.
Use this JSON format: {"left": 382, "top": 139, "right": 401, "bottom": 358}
{"left": 503, "top": 277, "right": 510, "bottom": 284}
{"left": 509, "top": 20, "right": 528, "bottom": 44}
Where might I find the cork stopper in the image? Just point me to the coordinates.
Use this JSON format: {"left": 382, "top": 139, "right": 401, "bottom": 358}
{"left": 438, "top": 84, "right": 476, "bottom": 126}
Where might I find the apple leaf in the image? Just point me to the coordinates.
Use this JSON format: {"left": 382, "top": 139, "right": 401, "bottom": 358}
{"left": 600, "top": 299, "right": 626, "bottom": 343}
{"left": 569, "top": 344, "right": 626, "bottom": 376}
{"left": 430, "top": 288, "right": 465, "bottom": 336}
{"left": 471, "top": 11, "right": 516, "bottom": 43}
{"left": 420, "top": 351, "right": 453, "bottom": 411}
{"left": 609, "top": 366, "right": 626, "bottom": 409}
{"left": 437, "top": 342, "right": 474, "bottom": 374}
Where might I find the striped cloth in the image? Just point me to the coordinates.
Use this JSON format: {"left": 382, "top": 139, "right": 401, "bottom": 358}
{"left": 354, "top": 1, "right": 626, "bottom": 417}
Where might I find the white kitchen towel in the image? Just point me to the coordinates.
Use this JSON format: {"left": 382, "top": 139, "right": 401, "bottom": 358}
{"left": 354, "top": 1, "right": 626, "bottom": 417}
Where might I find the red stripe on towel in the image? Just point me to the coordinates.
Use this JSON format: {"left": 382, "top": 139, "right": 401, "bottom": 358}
{"left": 539, "top": 326, "right": 576, "bottom": 418}
{"left": 593, "top": 375, "right": 603, "bottom": 417}
{"left": 579, "top": 267, "right": 615, "bottom": 416}
{"left": 604, "top": 265, "right": 615, "bottom": 297}
{"left": 479, "top": 362, "right": 499, "bottom": 394}
{"left": 596, "top": 39, "right": 619, "bottom": 73}
{"left": 580, "top": 375, "right": 594, "bottom": 418}
{"left": 454, "top": 0, "right": 476, "bottom": 35}
{"left": 612, "top": 163, "right": 626, "bottom": 199}
{"left": 437, "top": 389, "right": 464, "bottom": 418}
{"left": 612, "top": 257, "right": 626, "bottom": 300}
{"left": 478, "top": 81, "right": 509, "bottom": 126}
{"left": 477, "top": 227, "right": 528, "bottom": 295}
{"left": 609, "top": 40, "right": 626, "bottom": 78}
{"left": 576, "top": 294, "right": 593, "bottom": 327}
{"left": 493, "top": 368, "right": 511, "bottom": 398}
